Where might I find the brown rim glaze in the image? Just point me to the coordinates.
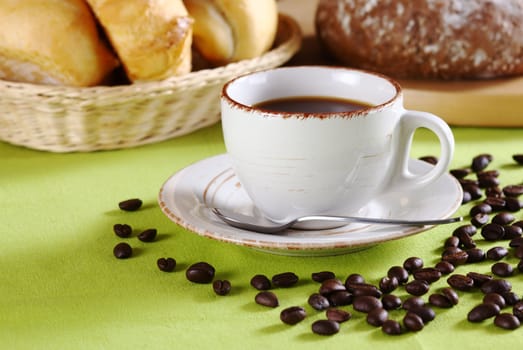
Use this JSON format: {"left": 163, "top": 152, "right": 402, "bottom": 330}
{"left": 221, "top": 65, "right": 403, "bottom": 119}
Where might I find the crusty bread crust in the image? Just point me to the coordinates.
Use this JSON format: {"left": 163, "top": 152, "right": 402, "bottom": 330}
{"left": 316, "top": 0, "right": 523, "bottom": 80}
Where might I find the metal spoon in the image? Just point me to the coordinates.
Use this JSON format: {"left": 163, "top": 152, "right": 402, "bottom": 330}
{"left": 211, "top": 207, "right": 462, "bottom": 234}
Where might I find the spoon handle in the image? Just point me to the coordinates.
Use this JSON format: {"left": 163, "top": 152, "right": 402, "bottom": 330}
{"left": 296, "top": 215, "right": 463, "bottom": 226}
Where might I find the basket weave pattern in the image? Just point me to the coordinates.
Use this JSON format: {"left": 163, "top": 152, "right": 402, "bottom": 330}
{"left": 0, "top": 14, "right": 302, "bottom": 152}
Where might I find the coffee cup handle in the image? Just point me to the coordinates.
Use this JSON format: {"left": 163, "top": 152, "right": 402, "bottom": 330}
{"left": 389, "top": 109, "right": 454, "bottom": 189}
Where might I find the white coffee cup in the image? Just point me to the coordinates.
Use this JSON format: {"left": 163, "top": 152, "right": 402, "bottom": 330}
{"left": 220, "top": 66, "right": 454, "bottom": 224}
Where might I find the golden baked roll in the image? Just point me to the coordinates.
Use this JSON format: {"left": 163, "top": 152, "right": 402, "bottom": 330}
{"left": 87, "top": 0, "right": 193, "bottom": 82}
{"left": 316, "top": 0, "right": 523, "bottom": 80}
{"left": 0, "top": 0, "right": 118, "bottom": 86}
{"left": 184, "top": 0, "right": 278, "bottom": 66}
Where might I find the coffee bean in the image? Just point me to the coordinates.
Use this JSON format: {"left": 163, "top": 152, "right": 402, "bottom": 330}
{"left": 137, "top": 228, "right": 157, "bottom": 242}
{"left": 353, "top": 296, "right": 382, "bottom": 313}
{"left": 280, "top": 306, "right": 306, "bottom": 325}
{"left": 442, "top": 250, "right": 469, "bottom": 266}
{"left": 467, "top": 272, "right": 493, "bottom": 287}
{"left": 504, "top": 225, "right": 523, "bottom": 239}
{"left": 250, "top": 274, "right": 271, "bottom": 290}
{"left": 480, "top": 279, "right": 512, "bottom": 295}
{"left": 483, "top": 197, "right": 506, "bottom": 211}
{"left": 327, "top": 291, "right": 353, "bottom": 306}
{"left": 403, "top": 257, "right": 424, "bottom": 273}
{"left": 502, "top": 292, "right": 520, "bottom": 306}
{"left": 481, "top": 223, "right": 505, "bottom": 241}
{"left": 485, "top": 186, "right": 503, "bottom": 198}
{"left": 468, "top": 303, "right": 501, "bottom": 322}
{"left": 435, "top": 261, "right": 455, "bottom": 275}
{"left": 402, "top": 296, "right": 425, "bottom": 310}
{"left": 483, "top": 293, "right": 506, "bottom": 309}
{"left": 387, "top": 266, "right": 409, "bottom": 284}
{"left": 429, "top": 293, "right": 453, "bottom": 308}
{"left": 486, "top": 246, "right": 509, "bottom": 261}
{"left": 408, "top": 305, "right": 436, "bottom": 323}
{"left": 471, "top": 213, "right": 489, "bottom": 228}
{"left": 405, "top": 280, "right": 430, "bottom": 296}
{"left": 492, "top": 212, "right": 516, "bottom": 225}
{"left": 512, "top": 154, "right": 523, "bottom": 165}
{"left": 444, "top": 236, "right": 460, "bottom": 248}
{"left": 505, "top": 197, "right": 523, "bottom": 212}
{"left": 403, "top": 312, "right": 424, "bottom": 332}
{"left": 382, "top": 294, "right": 402, "bottom": 310}
{"left": 441, "top": 287, "right": 459, "bottom": 305}
{"left": 326, "top": 308, "right": 352, "bottom": 323}
{"left": 320, "top": 279, "right": 346, "bottom": 295}
{"left": 366, "top": 307, "right": 388, "bottom": 327}
{"left": 379, "top": 276, "right": 399, "bottom": 294}
{"left": 513, "top": 301, "right": 523, "bottom": 320}
{"left": 254, "top": 291, "right": 279, "bottom": 308}
{"left": 382, "top": 319, "right": 403, "bottom": 335}
{"left": 466, "top": 248, "right": 486, "bottom": 263}
{"left": 213, "top": 280, "right": 231, "bottom": 296}
{"left": 311, "top": 320, "right": 340, "bottom": 335}
{"left": 350, "top": 283, "right": 382, "bottom": 298}
{"left": 413, "top": 267, "right": 442, "bottom": 284}
{"left": 157, "top": 257, "right": 176, "bottom": 272}
{"left": 491, "top": 262, "right": 514, "bottom": 277}
{"left": 471, "top": 203, "right": 493, "bottom": 217}
{"left": 186, "top": 262, "right": 215, "bottom": 284}
{"left": 478, "top": 175, "right": 500, "bottom": 189}
{"left": 518, "top": 259, "right": 523, "bottom": 273}
{"left": 462, "top": 183, "right": 483, "bottom": 201}
{"left": 447, "top": 274, "right": 474, "bottom": 291}
{"left": 450, "top": 168, "right": 471, "bottom": 179}
{"left": 516, "top": 246, "right": 523, "bottom": 259}
{"left": 113, "top": 242, "right": 132, "bottom": 259}
{"left": 311, "top": 271, "right": 335, "bottom": 283}
{"left": 455, "top": 231, "right": 477, "bottom": 249}
{"left": 453, "top": 223, "right": 478, "bottom": 237}
{"left": 118, "top": 198, "right": 143, "bottom": 211}
{"left": 503, "top": 184, "right": 523, "bottom": 197}
{"left": 471, "top": 153, "right": 492, "bottom": 172}
{"left": 272, "top": 272, "right": 299, "bottom": 288}
{"left": 308, "top": 293, "right": 330, "bottom": 311}
{"left": 419, "top": 155, "right": 438, "bottom": 165}
{"left": 345, "top": 273, "right": 365, "bottom": 286}
{"left": 510, "top": 236, "right": 523, "bottom": 247}
{"left": 494, "top": 313, "right": 521, "bottom": 330}
{"left": 113, "top": 223, "right": 132, "bottom": 238}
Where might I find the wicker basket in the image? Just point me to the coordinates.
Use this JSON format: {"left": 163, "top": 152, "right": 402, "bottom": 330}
{"left": 0, "top": 14, "right": 302, "bottom": 152}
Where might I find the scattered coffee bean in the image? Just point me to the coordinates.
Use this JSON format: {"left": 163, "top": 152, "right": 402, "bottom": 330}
{"left": 494, "top": 313, "right": 521, "bottom": 330}
{"left": 504, "top": 225, "right": 523, "bottom": 239}
{"left": 157, "top": 257, "right": 176, "bottom": 272}
{"left": 485, "top": 186, "right": 503, "bottom": 198}
{"left": 366, "top": 307, "right": 388, "bottom": 327}
{"left": 311, "top": 271, "right": 335, "bottom": 283}
{"left": 113, "top": 242, "right": 132, "bottom": 259}
{"left": 505, "top": 197, "right": 523, "bottom": 212}
{"left": 402, "top": 296, "right": 425, "bottom": 311}
{"left": 441, "top": 287, "right": 459, "bottom": 305}
{"left": 387, "top": 266, "right": 409, "bottom": 284}
{"left": 320, "top": 279, "right": 346, "bottom": 295}
{"left": 481, "top": 223, "right": 505, "bottom": 241}
{"left": 478, "top": 175, "right": 499, "bottom": 189}
{"left": 403, "top": 257, "right": 424, "bottom": 273}
{"left": 444, "top": 236, "right": 460, "bottom": 248}
{"left": 467, "top": 303, "right": 501, "bottom": 322}
{"left": 447, "top": 274, "right": 474, "bottom": 291}
{"left": 326, "top": 308, "right": 352, "bottom": 323}
{"left": 467, "top": 272, "right": 493, "bottom": 287}
{"left": 483, "top": 293, "right": 506, "bottom": 309}
{"left": 471, "top": 213, "right": 489, "bottom": 227}
{"left": 311, "top": 319, "right": 340, "bottom": 335}
{"left": 450, "top": 168, "right": 471, "bottom": 179}
{"left": 419, "top": 155, "right": 438, "bottom": 165}
{"left": 512, "top": 154, "right": 523, "bottom": 165}
{"left": 254, "top": 291, "right": 279, "bottom": 308}
{"left": 471, "top": 153, "right": 492, "bottom": 172}
{"left": 518, "top": 259, "right": 523, "bottom": 273}
{"left": 462, "top": 183, "right": 483, "bottom": 201}
{"left": 137, "top": 228, "right": 157, "bottom": 242}
{"left": 435, "top": 261, "right": 455, "bottom": 275}
{"left": 280, "top": 306, "right": 306, "bottom": 325}
{"left": 113, "top": 223, "right": 132, "bottom": 238}
{"left": 308, "top": 293, "right": 330, "bottom": 311}
{"left": 492, "top": 212, "right": 516, "bottom": 225}
{"left": 503, "top": 184, "right": 523, "bottom": 197}
{"left": 486, "top": 246, "right": 509, "bottom": 261}
{"left": 272, "top": 272, "right": 299, "bottom": 288}
{"left": 513, "top": 301, "right": 523, "bottom": 320}
{"left": 408, "top": 305, "right": 436, "bottom": 323}
{"left": 349, "top": 283, "right": 382, "bottom": 298}
{"left": 379, "top": 276, "right": 399, "bottom": 294}
{"left": 429, "top": 293, "right": 453, "bottom": 308}
{"left": 502, "top": 292, "right": 520, "bottom": 306}
{"left": 413, "top": 267, "right": 442, "bottom": 284}
{"left": 381, "top": 319, "right": 403, "bottom": 335}
{"left": 403, "top": 312, "right": 424, "bottom": 332}
{"left": 213, "top": 280, "right": 231, "bottom": 296}
{"left": 327, "top": 291, "right": 353, "bottom": 306}
{"left": 442, "top": 250, "right": 469, "bottom": 266}
{"left": 345, "top": 273, "right": 365, "bottom": 286}
{"left": 250, "top": 274, "right": 271, "bottom": 290}
{"left": 466, "top": 248, "right": 486, "bottom": 263}
{"left": 118, "top": 198, "right": 143, "bottom": 211}
{"left": 456, "top": 231, "right": 477, "bottom": 249}
{"left": 353, "top": 296, "right": 382, "bottom": 313}
{"left": 453, "top": 224, "right": 477, "bottom": 237}
{"left": 382, "top": 294, "right": 402, "bottom": 310}
{"left": 405, "top": 280, "right": 430, "bottom": 296}
{"left": 491, "top": 262, "right": 514, "bottom": 277}
{"left": 483, "top": 197, "right": 506, "bottom": 211}
{"left": 186, "top": 262, "right": 215, "bottom": 284}
{"left": 510, "top": 236, "right": 523, "bottom": 247}
{"left": 470, "top": 203, "right": 493, "bottom": 216}
{"left": 480, "top": 279, "right": 512, "bottom": 295}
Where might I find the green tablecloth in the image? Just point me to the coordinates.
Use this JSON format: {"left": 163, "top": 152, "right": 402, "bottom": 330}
{"left": 2, "top": 124, "right": 523, "bottom": 349}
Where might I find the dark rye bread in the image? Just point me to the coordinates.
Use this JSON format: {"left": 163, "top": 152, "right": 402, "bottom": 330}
{"left": 315, "top": 0, "right": 523, "bottom": 80}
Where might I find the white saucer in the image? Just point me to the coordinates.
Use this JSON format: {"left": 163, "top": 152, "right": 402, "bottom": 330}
{"left": 158, "top": 154, "right": 463, "bottom": 256}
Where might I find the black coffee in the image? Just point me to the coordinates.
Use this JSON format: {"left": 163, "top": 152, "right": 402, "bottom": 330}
{"left": 254, "top": 96, "right": 372, "bottom": 113}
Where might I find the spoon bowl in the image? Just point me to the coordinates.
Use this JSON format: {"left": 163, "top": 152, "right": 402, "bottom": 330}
{"left": 211, "top": 207, "right": 462, "bottom": 234}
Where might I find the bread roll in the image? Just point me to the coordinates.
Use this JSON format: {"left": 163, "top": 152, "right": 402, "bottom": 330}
{"left": 184, "top": 0, "right": 278, "bottom": 66}
{"left": 315, "top": 0, "right": 523, "bottom": 80}
{"left": 0, "top": 0, "right": 118, "bottom": 86}
{"left": 87, "top": 0, "right": 193, "bottom": 82}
